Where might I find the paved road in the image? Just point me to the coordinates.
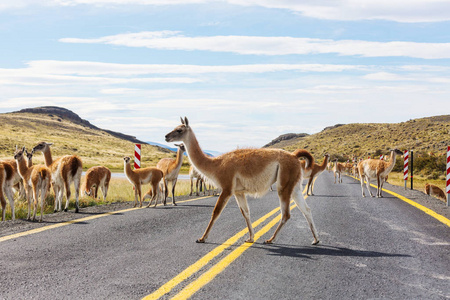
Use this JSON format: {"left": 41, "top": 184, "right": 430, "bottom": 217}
{"left": 1, "top": 172, "right": 449, "bottom": 299}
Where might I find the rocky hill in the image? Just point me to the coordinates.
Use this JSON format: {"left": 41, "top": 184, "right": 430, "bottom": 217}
{"left": 0, "top": 106, "right": 172, "bottom": 170}
{"left": 263, "top": 133, "right": 309, "bottom": 148}
{"left": 265, "top": 115, "right": 450, "bottom": 161}
{"left": 15, "top": 106, "right": 146, "bottom": 144}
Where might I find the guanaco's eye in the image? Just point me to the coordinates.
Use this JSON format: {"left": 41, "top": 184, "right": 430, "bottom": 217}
{"left": 177, "top": 129, "right": 183, "bottom": 133}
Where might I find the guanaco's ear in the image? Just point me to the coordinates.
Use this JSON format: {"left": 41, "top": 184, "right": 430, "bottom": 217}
{"left": 22, "top": 146, "right": 26, "bottom": 152}
{"left": 180, "top": 117, "right": 185, "bottom": 125}
{"left": 184, "top": 117, "right": 189, "bottom": 127}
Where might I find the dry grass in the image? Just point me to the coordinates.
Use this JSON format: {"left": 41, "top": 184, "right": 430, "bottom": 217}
{"left": 0, "top": 112, "right": 175, "bottom": 170}
{"left": 0, "top": 110, "right": 194, "bottom": 221}
{"left": 270, "top": 115, "right": 450, "bottom": 161}
{"left": 2, "top": 177, "right": 193, "bottom": 220}
{"left": 385, "top": 172, "right": 446, "bottom": 196}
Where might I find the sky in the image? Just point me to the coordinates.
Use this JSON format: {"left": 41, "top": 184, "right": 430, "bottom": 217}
{"left": 0, "top": 1, "right": 449, "bottom": 153}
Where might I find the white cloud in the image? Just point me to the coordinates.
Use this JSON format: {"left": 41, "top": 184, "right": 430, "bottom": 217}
{"left": 2, "top": 0, "right": 450, "bottom": 23}
{"left": 60, "top": 31, "right": 450, "bottom": 59}
{"left": 227, "top": 0, "right": 450, "bottom": 23}
{"left": 27, "top": 60, "right": 367, "bottom": 75}
{"left": 0, "top": 67, "right": 201, "bottom": 86}
{"left": 363, "top": 72, "right": 450, "bottom": 83}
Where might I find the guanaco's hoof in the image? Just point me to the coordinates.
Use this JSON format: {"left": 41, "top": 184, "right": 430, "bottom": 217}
{"left": 75, "top": 207, "right": 79, "bottom": 213}
{"left": 312, "top": 240, "right": 320, "bottom": 245}
{"left": 263, "top": 240, "right": 273, "bottom": 244}
{"left": 64, "top": 208, "right": 68, "bottom": 212}
{"left": 173, "top": 203, "right": 177, "bottom": 206}
{"left": 245, "top": 239, "right": 254, "bottom": 243}
{"left": 196, "top": 239, "right": 205, "bottom": 243}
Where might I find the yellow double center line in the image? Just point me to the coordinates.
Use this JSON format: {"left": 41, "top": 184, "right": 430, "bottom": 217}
{"left": 143, "top": 194, "right": 305, "bottom": 300}
{"left": 145, "top": 177, "right": 450, "bottom": 300}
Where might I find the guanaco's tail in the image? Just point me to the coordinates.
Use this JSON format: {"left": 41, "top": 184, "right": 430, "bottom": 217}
{"left": 292, "top": 149, "right": 315, "bottom": 169}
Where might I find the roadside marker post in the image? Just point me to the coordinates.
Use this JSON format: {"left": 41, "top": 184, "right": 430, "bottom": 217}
{"left": 404, "top": 150, "right": 409, "bottom": 190}
{"left": 410, "top": 150, "right": 414, "bottom": 190}
{"left": 134, "top": 144, "right": 141, "bottom": 169}
{"left": 446, "top": 146, "right": 450, "bottom": 207}
{"left": 380, "top": 155, "right": 383, "bottom": 160}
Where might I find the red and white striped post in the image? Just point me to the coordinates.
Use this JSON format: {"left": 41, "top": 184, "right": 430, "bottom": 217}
{"left": 134, "top": 144, "right": 141, "bottom": 169}
{"left": 380, "top": 155, "right": 383, "bottom": 160}
{"left": 404, "top": 150, "right": 409, "bottom": 190}
{"left": 446, "top": 146, "right": 450, "bottom": 206}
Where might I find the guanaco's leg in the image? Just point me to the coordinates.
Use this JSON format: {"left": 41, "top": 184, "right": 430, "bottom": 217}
{"left": 171, "top": 178, "right": 178, "bottom": 206}
{"left": 265, "top": 187, "right": 291, "bottom": 244}
{"left": 291, "top": 183, "right": 319, "bottom": 245}
{"left": 64, "top": 180, "right": 71, "bottom": 212}
{"left": 234, "top": 193, "right": 254, "bottom": 243}
{"left": 197, "top": 189, "right": 232, "bottom": 243}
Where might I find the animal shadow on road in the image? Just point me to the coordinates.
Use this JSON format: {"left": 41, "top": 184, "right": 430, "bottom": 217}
{"left": 263, "top": 244, "right": 411, "bottom": 260}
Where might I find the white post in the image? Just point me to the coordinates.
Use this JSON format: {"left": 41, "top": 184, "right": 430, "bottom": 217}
{"left": 134, "top": 144, "right": 141, "bottom": 170}
{"left": 446, "top": 146, "right": 449, "bottom": 207}
{"left": 404, "top": 150, "right": 409, "bottom": 190}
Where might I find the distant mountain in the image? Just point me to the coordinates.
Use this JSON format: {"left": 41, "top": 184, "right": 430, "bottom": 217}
{"left": 146, "top": 141, "right": 178, "bottom": 153}
{"left": 146, "top": 141, "right": 221, "bottom": 157}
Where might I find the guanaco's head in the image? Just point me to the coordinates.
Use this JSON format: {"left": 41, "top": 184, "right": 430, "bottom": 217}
{"left": 26, "top": 150, "right": 33, "bottom": 160}
{"left": 32, "top": 141, "right": 53, "bottom": 153}
{"left": 165, "top": 117, "right": 190, "bottom": 143}
{"left": 175, "top": 143, "right": 186, "bottom": 152}
{"left": 123, "top": 157, "right": 131, "bottom": 164}
{"left": 13, "top": 146, "right": 26, "bottom": 161}
{"left": 390, "top": 149, "right": 404, "bottom": 156}
{"left": 84, "top": 184, "right": 97, "bottom": 197}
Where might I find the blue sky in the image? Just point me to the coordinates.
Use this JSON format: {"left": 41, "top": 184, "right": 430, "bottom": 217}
{"left": 1, "top": 1, "right": 449, "bottom": 153}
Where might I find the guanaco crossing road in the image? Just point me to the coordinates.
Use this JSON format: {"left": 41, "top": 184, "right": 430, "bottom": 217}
{"left": 1, "top": 172, "right": 449, "bottom": 299}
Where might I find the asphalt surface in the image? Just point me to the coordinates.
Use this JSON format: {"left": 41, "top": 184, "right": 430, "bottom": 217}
{"left": 1, "top": 172, "right": 449, "bottom": 300}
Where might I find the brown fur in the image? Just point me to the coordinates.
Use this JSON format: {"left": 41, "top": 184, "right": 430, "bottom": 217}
{"left": 149, "top": 143, "right": 185, "bottom": 206}
{"left": 84, "top": 166, "right": 111, "bottom": 201}
{"left": 14, "top": 147, "right": 51, "bottom": 222}
{"left": 358, "top": 149, "right": 403, "bottom": 197}
{"left": 424, "top": 183, "right": 446, "bottom": 202}
{"left": 301, "top": 154, "right": 329, "bottom": 195}
{"left": 124, "top": 157, "right": 164, "bottom": 208}
{"left": 32, "top": 142, "right": 83, "bottom": 213}
{"left": 1, "top": 159, "right": 25, "bottom": 199}
{"left": 164, "top": 117, "right": 319, "bottom": 245}
{"left": 0, "top": 164, "right": 6, "bottom": 221}
{"left": 0, "top": 159, "right": 21, "bottom": 221}
{"left": 333, "top": 160, "right": 345, "bottom": 184}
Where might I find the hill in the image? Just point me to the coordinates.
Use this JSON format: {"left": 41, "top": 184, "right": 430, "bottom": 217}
{"left": 265, "top": 115, "right": 450, "bottom": 161}
{"left": 0, "top": 106, "right": 173, "bottom": 170}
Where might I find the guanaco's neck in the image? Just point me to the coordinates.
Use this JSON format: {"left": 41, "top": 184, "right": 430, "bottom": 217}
{"left": 183, "top": 130, "right": 215, "bottom": 175}
{"left": 174, "top": 147, "right": 184, "bottom": 168}
{"left": 27, "top": 157, "right": 33, "bottom": 168}
{"left": 16, "top": 157, "right": 29, "bottom": 179}
{"left": 124, "top": 161, "right": 134, "bottom": 176}
{"left": 385, "top": 151, "right": 398, "bottom": 173}
{"left": 318, "top": 156, "right": 329, "bottom": 171}
{"left": 42, "top": 148, "right": 53, "bottom": 167}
